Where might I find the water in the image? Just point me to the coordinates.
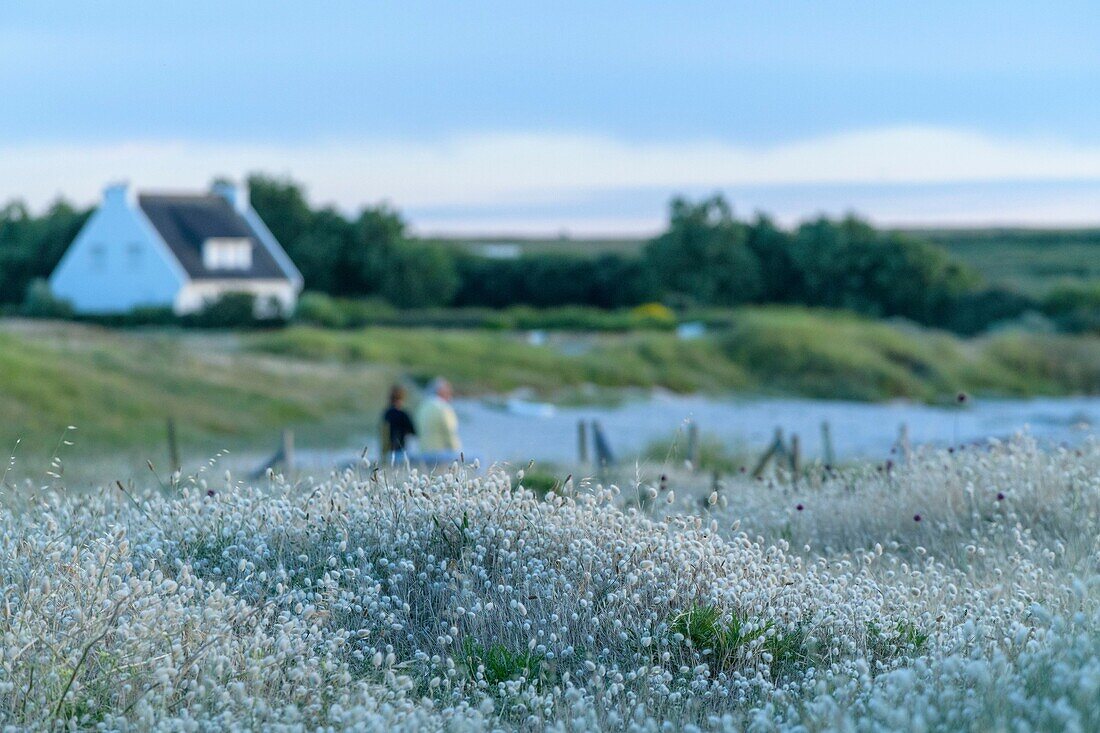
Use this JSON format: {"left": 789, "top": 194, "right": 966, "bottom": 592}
{"left": 450, "top": 393, "right": 1099, "bottom": 466}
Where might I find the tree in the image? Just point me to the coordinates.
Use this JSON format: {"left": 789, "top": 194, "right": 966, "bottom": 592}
{"left": 289, "top": 208, "right": 353, "bottom": 294}
{"left": 379, "top": 244, "right": 460, "bottom": 308}
{"left": 644, "top": 196, "right": 763, "bottom": 306}
{"left": 335, "top": 206, "right": 407, "bottom": 296}
{"left": 0, "top": 199, "right": 89, "bottom": 305}
{"left": 745, "top": 213, "right": 803, "bottom": 302}
{"left": 792, "top": 215, "right": 978, "bottom": 324}
{"left": 247, "top": 175, "right": 315, "bottom": 259}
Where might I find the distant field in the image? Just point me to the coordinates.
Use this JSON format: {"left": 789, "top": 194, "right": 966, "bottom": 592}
{"left": 908, "top": 227, "right": 1100, "bottom": 294}
{"left": 421, "top": 234, "right": 645, "bottom": 258}
{"left": 425, "top": 229, "right": 1100, "bottom": 294}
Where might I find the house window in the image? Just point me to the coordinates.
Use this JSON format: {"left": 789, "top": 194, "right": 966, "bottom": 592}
{"left": 89, "top": 243, "right": 107, "bottom": 270}
{"left": 127, "top": 242, "right": 143, "bottom": 269}
{"left": 202, "top": 238, "right": 253, "bottom": 271}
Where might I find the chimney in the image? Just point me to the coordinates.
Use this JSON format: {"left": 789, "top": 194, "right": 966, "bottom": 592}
{"left": 211, "top": 180, "right": 249, "bottom": 212}
{"left": 103, "top": 181, "right": 134, "bottom": 207}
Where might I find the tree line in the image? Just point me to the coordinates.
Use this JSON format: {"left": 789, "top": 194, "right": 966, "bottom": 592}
{"left": 1, "top": 174, "right": 1096, "bottom": 335}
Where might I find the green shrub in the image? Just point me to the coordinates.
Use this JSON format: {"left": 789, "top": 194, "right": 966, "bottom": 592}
{"left": 292, "top": 297, "right": 677, "bottom": 333}
{"left": 184, "top": 292, "right": 261, "bottom": 329}
{"left": 515, "top": 470, "right": 562, "bottom": 499}
{"left": 76, "top": 305, "right": 177, "bottom": 328}
{"left": 1043, "top": 281, "right": 1100, "bottom": 335}
{"left": 20, "top": 279, "right": 73, "bottom": 318}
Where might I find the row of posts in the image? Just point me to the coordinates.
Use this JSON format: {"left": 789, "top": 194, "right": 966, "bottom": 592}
{"left": 575, "top": 418, "right": 912, "bottom": 477}
{"left": 165, "top": 416, "right": 909, "bottom": 481}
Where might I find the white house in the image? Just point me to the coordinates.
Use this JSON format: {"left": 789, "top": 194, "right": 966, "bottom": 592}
{"left": 50, "top": 181, "right": 303, "bottom": 315}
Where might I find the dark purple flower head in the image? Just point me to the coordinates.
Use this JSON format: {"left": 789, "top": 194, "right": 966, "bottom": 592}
{"left": 997, "top": 492, "right": 1005, "bottom": 501}
{"left": 948, "top": 447, "right": 955, "bottom": 454}
{"left": 206, "top": 489, "right": 216, "bottom": 498}
{"left": 796, "top": 503, "right": 804, "bottom": 511}
{"left": 913, "top": 514, "right": 922, "bottom": 522}
{"left": 956, "top": 391, "right": 969, "bottom": 404}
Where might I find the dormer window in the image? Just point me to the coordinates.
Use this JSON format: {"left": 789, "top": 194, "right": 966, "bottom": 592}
{"left": 202, "top": 237, "right": 252, "bottom": 271}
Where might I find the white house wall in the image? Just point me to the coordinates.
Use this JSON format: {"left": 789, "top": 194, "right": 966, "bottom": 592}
{"left": 174, "top": 279, "right": 298, "bottom": 316}
{"left": 49, "top": 188, "right": 186, "bottom": 314}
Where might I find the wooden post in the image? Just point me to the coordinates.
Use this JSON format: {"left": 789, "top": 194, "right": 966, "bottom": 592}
{"left": 166, "top": 417, "right": 180, "bottom": 473}
{"left": 752, "top": 428, "right": 784, "bottom": 479}
{"left": 820, "top": 421, "right": 835, "bottom": 467}
{"left": 577, "top": 420, "right": 589, "bottom": 465}
{"left": 789, "top": 433, "right": 801, "bottom": 483}
{"left": 281, "top": 429, "right": 295, "bottom": 472}
{"left": 592, "top": 420, "right": 614, "bottom": 474}
{"left": 685, "top": 420, "right": 700, "bottom": 471}
{"left": 897, "top": 423, "right": 910, "bottom": 463}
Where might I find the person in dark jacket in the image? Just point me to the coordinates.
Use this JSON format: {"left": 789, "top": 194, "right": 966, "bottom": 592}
{"left": 381, "top": 384, "right": 416, "bottom": 463}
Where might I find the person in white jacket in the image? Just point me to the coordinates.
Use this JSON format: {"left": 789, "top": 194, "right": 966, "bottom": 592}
{"left": 415, "top": 378, "right": 462, "bottom": 462}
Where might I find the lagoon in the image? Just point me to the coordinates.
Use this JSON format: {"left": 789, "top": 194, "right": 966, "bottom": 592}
{"left": 452, "top": 393, "right": 1099, "bottom": 466}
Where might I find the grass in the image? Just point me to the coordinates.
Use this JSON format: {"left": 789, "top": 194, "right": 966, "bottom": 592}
{"left": 250, "top": 307, "right": 1100, "bottom": 401}
{"left": 668, "top": 605, "right": 773, "bottom": 671}
{"left": 2, "top": 309, "right": 1098, "bottom": 478}
{"left": 0, "top": 321, "right": 389, "bottom": 477}
{"left": 460, "top": 638, "right": 548, "bottom": 688}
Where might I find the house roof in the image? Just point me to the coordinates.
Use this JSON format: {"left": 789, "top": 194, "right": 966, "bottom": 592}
{"left": 138, "top": 194, "right": 292, "bottom": 281}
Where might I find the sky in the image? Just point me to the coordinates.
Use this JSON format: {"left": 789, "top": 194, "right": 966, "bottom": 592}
{"left": 3, "top": 1, "right": 1100, "bottom": 234}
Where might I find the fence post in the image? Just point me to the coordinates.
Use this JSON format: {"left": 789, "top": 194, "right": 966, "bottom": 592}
{"left": 752, "top": 428, "right": 784, "bottom": 479}
{"left": 592, "top": 420, "right": 614, "bottom": 477}
{"left": 166, "top": 417, "right": 180, "bottom": 473}
{"left": 820, "top": 421, "right": 835, "bottom": 467}
{"left": 577, "top": 420, "right": 588, "bottom": 465}
{"left": 897, "top": 423, "right": 911, "bottom": 463}
{"left": 685, "top": 420, "right": 700, "bottom": 471}
{"left": 789, "top": 433, "right": 801, "bottom": 484}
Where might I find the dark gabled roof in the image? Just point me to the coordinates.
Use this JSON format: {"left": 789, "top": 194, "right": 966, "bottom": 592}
{"left": 137, "top": 194, "right": 291, "bottom": 280}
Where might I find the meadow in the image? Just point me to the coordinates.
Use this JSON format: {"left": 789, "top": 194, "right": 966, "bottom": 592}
{"left": 0, "top": 437, "right": 1096, "bottom": 730}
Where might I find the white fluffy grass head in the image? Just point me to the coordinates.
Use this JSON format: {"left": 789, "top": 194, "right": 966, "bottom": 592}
{"left": 0, "top": 437, "right": 1097, "bottom": 731}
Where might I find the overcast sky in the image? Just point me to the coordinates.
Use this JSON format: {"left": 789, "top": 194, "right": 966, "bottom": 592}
{"left": 3, "top": 1, "right": 1100, "bottom": 233}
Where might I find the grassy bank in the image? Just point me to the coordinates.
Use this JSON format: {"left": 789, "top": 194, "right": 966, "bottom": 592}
{"left": 250, "top": 307, "right": 1100, "bottom": 401}
{"left": 0, "top": 322, "right": 388, "bottom": 471}
{"left": 2, "top": 309, "right": 1098, "bottom": 473}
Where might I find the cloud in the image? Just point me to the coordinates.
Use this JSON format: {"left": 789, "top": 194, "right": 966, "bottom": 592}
{"left": 3, "top": 126, "right": 1100, "bottom": 230}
